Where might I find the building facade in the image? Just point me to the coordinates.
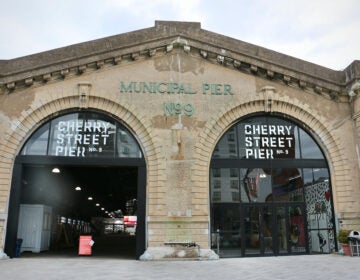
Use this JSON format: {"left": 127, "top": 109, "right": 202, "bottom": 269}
{"left": 1, "top": 21, "right": 360, "bottom": 259}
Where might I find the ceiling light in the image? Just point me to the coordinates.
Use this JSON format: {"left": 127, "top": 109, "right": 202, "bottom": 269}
{"left": 52, "top": 167, "right": 60, "bottom": 173}
{"left": 75, "top": 186, "right": 82, "bottom": 191}
{"left": 95, "top": 203, "right": 100, "bottom": 207}
{"left": 101, "top": 208, "right": 105, "bottom": 211}
{"left": 88, "top": 196, "right": 93, "bottom": 200}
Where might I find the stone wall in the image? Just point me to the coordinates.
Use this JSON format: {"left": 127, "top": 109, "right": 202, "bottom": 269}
{"left": 0, "top": 39, "right": 359, "bottom": 257}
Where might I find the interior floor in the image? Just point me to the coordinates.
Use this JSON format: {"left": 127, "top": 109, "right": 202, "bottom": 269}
{"left": 20, "top": 235, "right": 136, "bottom": 259}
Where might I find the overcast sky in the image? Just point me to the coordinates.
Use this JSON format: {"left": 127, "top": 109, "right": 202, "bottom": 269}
{"left": 1, "top": 0, "right": 359, "bottom": 70}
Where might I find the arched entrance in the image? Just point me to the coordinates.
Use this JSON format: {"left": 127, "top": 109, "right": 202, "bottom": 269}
{"left": 5, "top": 111, "right": 146, "bottom": 259}
{"left": 210, "top": 115, "right": 336, "bottom": 257}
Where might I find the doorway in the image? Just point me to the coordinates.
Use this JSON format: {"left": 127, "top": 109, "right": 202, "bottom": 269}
{"left": 5, "top": 158, "right": 146, "bottom": 259}
{"left": 4, "top": 111, "right": 146, "bottom": 259}
{"left": 242, "top": 203, "right": 307, "bottom": 256}
{"left": 211, "top": 202, "right": 307, "bottom": 257}
{"left": 210, "top": 115, "right": 336, "bottom": 257}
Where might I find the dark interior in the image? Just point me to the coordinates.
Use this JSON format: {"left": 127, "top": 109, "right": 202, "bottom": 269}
{"left": 18, "top": 164, "right": 138, "bottom": 258}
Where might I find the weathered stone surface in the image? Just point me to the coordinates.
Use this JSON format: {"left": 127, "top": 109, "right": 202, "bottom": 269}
{"left": 0, "top": 21, "right": 360, "bottom": 258}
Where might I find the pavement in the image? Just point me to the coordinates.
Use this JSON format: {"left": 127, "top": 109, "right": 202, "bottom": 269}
{"left": 0, "top": 254, "right": 359, "bottom": 280}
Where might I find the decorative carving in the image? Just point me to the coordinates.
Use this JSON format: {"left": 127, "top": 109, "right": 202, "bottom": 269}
{"left": 78, "top": 83, "right": 91, "bottom": 108}
{"left": 283, "top": 75, "right": 291, "bottom": 84}
{"left": 250, "top": 65, "right": 258, "bottom": 73}
{"left": 261, "top": 86, "right": 277, "bottom": 113}
{"left": 166, "top": 44, "right": 173, "bottom": 52}
{"left": 78, "top": 65, "right": 87, "bottom": 74}
{"left": 114, "top": 56, "right": 122, "bottom": 64}
{"left": 61, "top": 69, "right": 69, "bottom": 78}
{"left": 1, "top": 38, "right": 343, "bottom": 102}
{"left": 96, "top": 61, "right": 105, "bottom": 69}
{"left": 6, "top": 82, "right": 15, "bottom": 90}
{"left": 217, "top": 55, "right": 224, "bottom": 64}
{"left": 315, "top": 86, "right": 323, "bottom": 94}
{"left": 131, "top": 53, "right": 139, "bottom": 60}
{"left": 329, "top": 91, "right": 339, "bottom": 101}
{"left": 348, "top": 81, "right": 360, "bottom": 102}
{"left": 43, "top": 73, "right": 51, "bottom": 82}
{"left": 148, "top": 49, "right": 156, "bottom": 57}
{"left": 266, "top": 70, "right": 274, "bottom": 78}
{"left": 233, "top": 60, "right": 241, "bottom": 68}
{"left": 299, "top": 80, "right": 307, "bottom": 89}
{"left": 25, "top": 78, "right": 33, "bottom": 86}
{"left": 200, "top": 50, "right": 208, "bottom": 58}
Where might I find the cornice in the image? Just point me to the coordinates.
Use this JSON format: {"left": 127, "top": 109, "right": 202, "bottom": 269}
{"left": 0, "top": 21, "right": 356, "bottom": 101}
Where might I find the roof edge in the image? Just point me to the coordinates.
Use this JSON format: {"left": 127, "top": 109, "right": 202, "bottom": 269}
{"left": 0, "top": 20, "right": 357, "bottom": 97}
{"left": 344, "top": 60, "right": 360, "bottom": 83}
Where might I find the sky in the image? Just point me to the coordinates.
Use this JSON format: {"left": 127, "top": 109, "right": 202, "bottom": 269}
{"left": 0, "top": 0, "right": 359, "bottom": 70}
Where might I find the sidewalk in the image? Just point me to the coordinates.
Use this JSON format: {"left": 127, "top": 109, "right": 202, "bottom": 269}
{"left": 0, "top": 254, "right": 359, "bottom": 280}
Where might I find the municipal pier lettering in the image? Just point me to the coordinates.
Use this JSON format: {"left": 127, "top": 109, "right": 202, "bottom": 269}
{"left": 119, "top": 81, "right": 234, "bottom": 117}
{"left": 163, "top": 102, "right": 194, "bottom": 116}
{"left": 120, "top": 81, "right": 233, "bottom": 95}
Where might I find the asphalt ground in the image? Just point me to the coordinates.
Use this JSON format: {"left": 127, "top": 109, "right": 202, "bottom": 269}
{"left": 0, "top": 254, "right": 359, "bottom": 280}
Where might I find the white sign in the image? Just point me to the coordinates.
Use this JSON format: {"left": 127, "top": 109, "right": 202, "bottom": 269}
{"left": 52, "top": 119, "right": 115, "bottom": 157}
{"left": 244, "top": 124, "right": 295, "bottom": 159}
